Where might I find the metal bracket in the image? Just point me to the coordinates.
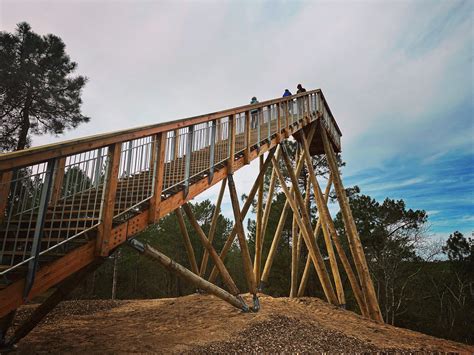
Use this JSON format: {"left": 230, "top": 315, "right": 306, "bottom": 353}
{"left": 251, "top": 294, "right": 260, "bottom": 312}
{"left": 128, "top": 238, "right": 145, "bottom": 253}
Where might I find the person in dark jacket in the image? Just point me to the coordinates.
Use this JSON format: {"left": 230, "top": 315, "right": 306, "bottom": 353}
{"left": 296, "top": 84, "right": 306, "bottom": 117}
{"left": 296, "top": 84, "right": 306, "bottom": 93}
{"left": 283, "top": 89, "right": 292, "bottom": 97}
{"left": 250, "top": 96, "right": 259, "bottom": 129}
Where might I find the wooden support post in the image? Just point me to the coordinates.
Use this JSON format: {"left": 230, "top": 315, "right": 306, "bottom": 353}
{"left": 275, "top": 149, "right": 339, "bottom": 305}
{"left": 6, "top": 258, "right": 104, "bottom": 347}
{"left": 0, "top": 170, "right": 13, "bottom": 224}
{"left": 300, "top": 139, "right": 345, "bottom": 306}
{"left": 253, "top": 155, "right": 264, "bottom": 282}
{"left": 227, "top": 174, "right": 257, "bottom": 294}
{"left": 182, "top": 204, "right": 240, "bottom": 296}
{"left": 175, "top": 208, "right": 199, "bottom": 275}
{"left": 290, "top": 201, "right": 299, "bottom": 298}
{"left": 244, "top": 111, "right": 251, "bottom": 164}
{"left": 321, "top": 127, "right": 383, "bottom": 322}
{"left": 298, "top": 175, "right": 332, "bottom": 297}
{"left": 149, "top": 133, "right": 167, "bottom": 223}
{"left": 208, "top": 148, "right": 276, "bottom": 284}
{"left": 128, "top": 240, "right": 248, "bottom": 311}
{"left": 260, "top": 127, "right": 317, "bottom": 286}
{"left": 96, "top": 143, "right": 121, "bottom": 256}
{"left": 260, "top": 152, "right": 278, "bottom": 250}
{"left": 228, "top": 114, "right": 235, "bottom": 174}
{"left": 199, "top": 178, "right": 227, "bottom": 277}
{"left": 50, "top": 157, "right": 66, "bottom": 205}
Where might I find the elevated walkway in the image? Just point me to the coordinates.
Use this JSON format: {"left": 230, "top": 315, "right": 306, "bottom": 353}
{"left": 0, "top": 89, "right": 342, "bottom": 320}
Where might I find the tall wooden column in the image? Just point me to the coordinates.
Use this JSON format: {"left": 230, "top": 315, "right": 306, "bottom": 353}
{"left": 321, "top": 127, "right": 383, "bottom": 322}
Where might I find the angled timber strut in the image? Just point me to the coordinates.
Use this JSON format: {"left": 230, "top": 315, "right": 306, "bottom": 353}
{"left": 0, "top": 89, "right": 383, "bottom": 348}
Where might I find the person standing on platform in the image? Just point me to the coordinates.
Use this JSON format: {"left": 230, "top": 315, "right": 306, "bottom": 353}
{"left": 250, "top": 96, "right": 259, "bottom": 129}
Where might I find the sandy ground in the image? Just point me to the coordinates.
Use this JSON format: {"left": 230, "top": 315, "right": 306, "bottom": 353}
{"left": 10, "top": 294, "right": 473, "bottom": 354}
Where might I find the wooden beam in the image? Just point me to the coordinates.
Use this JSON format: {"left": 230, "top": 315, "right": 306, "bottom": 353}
{"left": 182, "top": 204, "right": 240, "bottom": 296}
{"left": 96, "top": 143, "right": 121, "bottom": 256}
{"left": 199, "top": 178, "right": 227, "bottom": 277}
{"left": 0, "top": 240, "right": 96, "bottom": 319}
{"left": 175, "top": 208, "right": 199, "bottom": 275}
{"left": 290, "top": 198, "right": 299, "bottom": 298}
{"left": 6, "top": 258, "right": 104, "bottom": 347}
{"left": 228, "top": 115, "right": 235, "bottom": 174}
{"left": 128, "top": 239, "right": 248, "bottom": 311}
{"left": 244, "top": 111, "right": 251, "bottom": 164}
{"left": 321, "top": 127, "right": 382, "bottom": 322}
{"left": 207, "top": 148, "right": 276, "bottom": 284}
{"left": 300, "top": 136, "right": 345, "bottom": 306}
{"left": 253, "top": 155, "right": 264, "bottom": 282}
{"left": 275, "top": 149, "right": 338, "bottom": 305}
{"left": 298, "top": 175, "right": 332, "bottom": 297}
{"left": 260, "top": 128, "right": 317, "bottom": 286}
{"left": 227, "top": 174, "right": 257, "bottom": 294}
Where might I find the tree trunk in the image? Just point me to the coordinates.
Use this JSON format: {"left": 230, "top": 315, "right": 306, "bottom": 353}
{"left": 16, "top": 91, "right": 33, "bottom": 151}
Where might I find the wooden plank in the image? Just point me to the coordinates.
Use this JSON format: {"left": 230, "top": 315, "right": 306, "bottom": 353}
{"left": 96, "top": 143, "right": 121, "bottom": 256}
{"left": 228, "top": 115, "right": 235, "bottom": 174}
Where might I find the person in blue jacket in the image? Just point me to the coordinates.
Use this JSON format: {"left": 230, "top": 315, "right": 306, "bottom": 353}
{"left": 283, "top": 89, "right": 292, "bottom": 97}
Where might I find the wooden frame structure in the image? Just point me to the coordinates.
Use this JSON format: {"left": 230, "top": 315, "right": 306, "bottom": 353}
{"left": 0, "top": 88, "right": 383, "bottom": 348}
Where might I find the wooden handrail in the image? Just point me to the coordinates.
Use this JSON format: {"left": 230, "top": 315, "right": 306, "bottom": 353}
{"left": 0, "top": 89, "right": 340, "bottom": 171}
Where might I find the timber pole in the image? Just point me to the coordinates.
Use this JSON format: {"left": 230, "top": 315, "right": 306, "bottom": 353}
{"left": 321, "top": 127, "right": 383, "bottom": 322}
{"left": 182, "top": 204, "right": 240, "bottom": 296}
{"left": 200, "top": 178, "right": 227, "bottom": 277}
{"left": 301, "top": 133, "right": 368, "bottom": 316}
{"left": 127, "top": 240, "right": 249, "bottom": 312}
{"left": 273, "top": 149, "right": 339, "bottom": 305}
{"left": 175, "top": 208, "right": 199, "bottom": 275}
{"left": 227, "top": 174, "right": 257, "bottom": 296}
{"left": 297, "top": 175, "right": 332, "bottom": 297}
{"left": 253, "top": 155, "right": 265, "bottom": 282}
{"left": 207, "top": 147, "right": 276, "bottom": 284}
{"left": 290, "top": 200, "right": 299, "bottom": 298}
{"left": 5, "top": 258, "right": 105, "bottom": 348}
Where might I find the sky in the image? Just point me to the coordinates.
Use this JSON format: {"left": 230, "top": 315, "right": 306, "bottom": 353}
{"left": 1, "top": 0, "right": 472, "bottom": 242}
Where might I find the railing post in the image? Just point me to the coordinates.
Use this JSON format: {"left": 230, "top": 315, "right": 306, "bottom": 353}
{"left": 244, "top": 111, "right": 250, "bottom": 164}
{"left": 208, "top": 120, "right": 216, "bottom": 183}
{"left": 228, "top": 114, "right": 235, "bottom": 174}
{"left": 125, "top": 140, "right": 133, "bottom": 177}
{"left": 277, "top": 102, "right": 282, "bottom": 142}
{"left": 172, "top": 129, "right": 179, "bottom": 160}
{"left": 24, "top": 159, "right": 55, "bottom": 299}
{"left": 149, "top": 132, "right": 166, "bottom": 223}
{"left": 0, "top": 170, "right": 13, "bottom": 224}
{"left": 267, "top": 105, "right": 271, "bottom": 143}
{"left": 184, "top": 125, "right": 194, "bottom": 198}
{"left": 94, "top": 148, "right": 104, "bottom": 188}
{"left": 96, "top": 143, "right": 121, "bottom": 256}
{"left": 285, "top": 99, "right": 290, "bottom": 134}
{"left": 50, "top": 157, "right": 66, "bottom": 205}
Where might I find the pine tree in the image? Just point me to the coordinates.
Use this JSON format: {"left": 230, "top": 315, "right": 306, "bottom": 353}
{"left": 0, "top": 22, "right": 89, "bottom": 151}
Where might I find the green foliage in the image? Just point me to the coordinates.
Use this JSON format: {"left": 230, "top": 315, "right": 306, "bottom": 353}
{"left": 0, "top": 22, "right": 89, "bottom": 151}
